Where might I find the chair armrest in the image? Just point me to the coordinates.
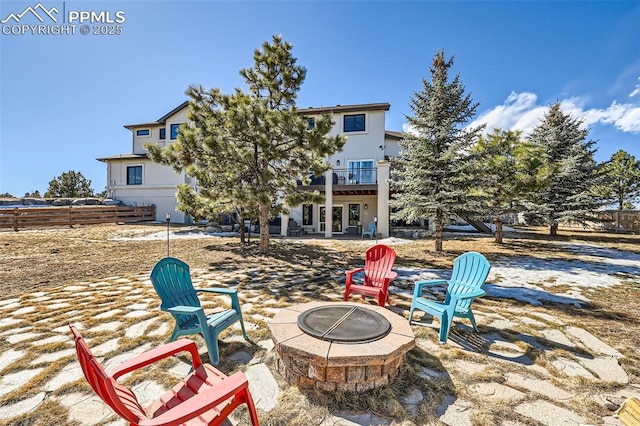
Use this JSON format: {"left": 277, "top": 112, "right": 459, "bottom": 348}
{"left": 167, "top": 305, "right": 202, "bottom": 315}
{"left": 451, "top": 289, "right": 486, "bottom": 301}
{"left": 346, "top": 267, "right": 364, "bottom": 276}
{"left": 110, "top": 339, "right": 202, "bottom": 379}
{"left": 385, "top": 271, "right": 398, "bottom": 281}
{"left": 195, "top": 287, "right": 237, "bottom": 296}
{"left": 138, "top": 371, "right": 250, "bottom": 426}
{"left": 413, "top": 279, "right": 447, "bottom": 298}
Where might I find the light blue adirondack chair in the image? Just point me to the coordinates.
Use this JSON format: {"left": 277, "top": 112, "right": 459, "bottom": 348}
{"left": 362, "top": 221, "right": 376, "bottom": 238}
{"left": 150, "top": 257, "right": 248, "bottom": 365}
{"left": 409, "top": 252, "right": 490, "bottom": 344}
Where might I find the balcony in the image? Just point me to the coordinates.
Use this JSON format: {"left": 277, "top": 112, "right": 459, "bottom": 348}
{"left": 299, "top": 168, "right": 378, "bottom": 195}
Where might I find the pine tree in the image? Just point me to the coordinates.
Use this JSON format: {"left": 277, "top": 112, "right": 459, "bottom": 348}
{"left": 471, "top": 129, "right": 523, "bottom": 243}
{"left": 148, "top": 36, "right": 345, "bottom": 254}
{"left": 44, "top": 171, "right": 94, "bottom": 198}
{"left": 390, "top": 50, "right": 484, "bottom": 253}
{"left": 594, "top": 149, "right": 640, "bottom": 210}
{"left": 524, "top": 103, "right": 599, "bottom": 235}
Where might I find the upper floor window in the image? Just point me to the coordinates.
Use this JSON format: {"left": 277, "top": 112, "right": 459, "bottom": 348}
{"left": 126, "top": 166, "right": 142, "bottom": 185}
{"left": 136, "top": 129, "right": 150, "bottom": 137}
{"left": 307, "top": 117, "right": 315, "bottom": 130}
{"left": 170, "top": 123, "right": 182, "bottom": 139}
{"left": 343, "top": 114, "right": 365, "bottom": 132}
{"left": 159, "top": 128, "right": 166, "bottom": 140}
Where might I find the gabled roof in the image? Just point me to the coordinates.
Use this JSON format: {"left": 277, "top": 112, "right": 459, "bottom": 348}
{"left": 298, "top": 103, "right": 390, "bottom": 115}
{"left": 123, "top": 101, "right": 189, "bottom": 130}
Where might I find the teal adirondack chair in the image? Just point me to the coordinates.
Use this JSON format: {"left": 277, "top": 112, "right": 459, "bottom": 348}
{"left": 150, "top": 257, "right": 248, "bottom": 365}
{"left": 362, "top": 221, "right": 376, "bottom": 238}
{"left": 409, "top": 252, "right": 490, "bottom": 344}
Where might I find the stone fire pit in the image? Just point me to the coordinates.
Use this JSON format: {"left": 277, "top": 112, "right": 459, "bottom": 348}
{"left": 268, "top": 301, "right": 416, "bottom": 392}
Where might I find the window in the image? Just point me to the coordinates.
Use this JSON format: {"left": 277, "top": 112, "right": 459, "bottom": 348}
{"left": 307, "top": 117, "right": 315, "bottom": 130}
{"left": 348, "top": 160, "right": 375, "bottom": 184}
{"left": 343, "top": 114, "right": 365, "bottom": 132}
{"left": 348, "top": 204, "right": 360, "bottom": 226}
{"left": 170, "top": 123, "right": 182, "bottom": 139}
{"left": 159, "top": 128, "right": 166, "bottom": 140}
{"left": 303, "top": 204, "right": 313, "bottom": 225}
{"left": 136, "top": 129, "right": 150, "bottom": 137}
{"left": 126, "top": 166, "right": 142, "bottom": 185}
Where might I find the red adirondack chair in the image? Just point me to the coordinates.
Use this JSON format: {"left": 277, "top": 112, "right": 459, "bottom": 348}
{"left": 69, "top": 325, "right": 259, "bottom": 426}
{"left": 344, "top": 244, "right": 398, "bottom": 306}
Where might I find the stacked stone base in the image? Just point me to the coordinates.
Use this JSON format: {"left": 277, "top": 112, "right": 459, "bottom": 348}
{"left": 275, "top": 350, "right": 406, "bottom": 392}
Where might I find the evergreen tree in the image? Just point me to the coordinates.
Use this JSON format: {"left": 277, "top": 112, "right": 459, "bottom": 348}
{"left": 594, "top": 149, "right": 640, "bottom": 210}
{"left": 524, "top": 103, "right": 598, "bottom": 235}
{"left": 0, "top": 192, "right": 15, "bottom": 198}
{"left": 148, "top": 36, "right": 345, "bottom": 254}
{"left": 390, "top": 50, "right": 484, "bottom": 252}
{"left": 44, "top": 171, "right": 94, "bottom": 198}
{"left": 471, "top": 129, "right": 523, "bottom": 243}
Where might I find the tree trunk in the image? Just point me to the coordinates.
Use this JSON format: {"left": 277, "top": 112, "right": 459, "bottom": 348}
{"left": 435, "top": 209, "right": 444, "bottom": 253}
{"left": 494, "top": 217, "right": 503, "bottom": 244}
{"left": 550, "top": 222, "right": 558, "bottom": 236}
{"left": 259, "top": 204, "right": 270, "bottom": 254}
{"left": 239, "top": 219, "right": 246, "bottom": 243}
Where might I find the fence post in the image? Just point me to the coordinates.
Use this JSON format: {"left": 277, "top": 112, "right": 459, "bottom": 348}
{"left": 68, "top": 205, "right": 73, "bottom": 228}
{"left": 13, "top": 207, "right": 18, "bottom": 232}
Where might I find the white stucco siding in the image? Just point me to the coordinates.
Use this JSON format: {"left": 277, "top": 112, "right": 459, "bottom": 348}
{"left": 106, "top": 159, "right": 192, "bottom": 223}
{"left": 327, "top": 110, "right": 387, "bottom": 166}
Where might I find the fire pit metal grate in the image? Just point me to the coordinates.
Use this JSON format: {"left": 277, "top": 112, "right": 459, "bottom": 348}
{"left": 297, "top": 304, "right": 391, "bottom": 343}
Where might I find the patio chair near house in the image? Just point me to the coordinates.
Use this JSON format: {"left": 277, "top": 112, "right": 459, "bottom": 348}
{"left": 288, "top": 219, "right": 302, "bottom": 237}
{"left": 409, "top": 251, "right": 490, "bottom": 344}
{"left": 150, "top": 257, "right": 248, "bottom": 365}
{"left": 69, "top": 325, "right": 260, "bottom": 425}
{"left": 362, "top": 221, "right": 376, "bottom": 238}
{"left": 344, "top": 244, "right": 397, "bottom": 306}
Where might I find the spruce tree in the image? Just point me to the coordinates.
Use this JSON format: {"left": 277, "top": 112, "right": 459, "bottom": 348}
{"left": 390, "top": 51, "right": 483, "bottom": 253}
{"left": 148, "top": 36, "right": 345, "bottom": 254}
{"left": 524, "top": 103, "right": 598, "bottom": 235}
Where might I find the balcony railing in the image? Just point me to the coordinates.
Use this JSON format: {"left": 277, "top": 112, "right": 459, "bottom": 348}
{"left": 304, "top": 168, "right": 377, "bottom": 186}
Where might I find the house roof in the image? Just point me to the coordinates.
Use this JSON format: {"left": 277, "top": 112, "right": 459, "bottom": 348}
{"left": 298, "top": 103, "right": 390, "bottom": 115}
{"left": 123, "top": 101, "right": 190, "bottom": 130}
{"left": 385, "top": 130, "right": 403, "bottom": 140}
{"left": 96, "top": 154, "right": 148, "bottom": 163}
{"left": 123, "top": 101, "right": 391, "bottom": 130}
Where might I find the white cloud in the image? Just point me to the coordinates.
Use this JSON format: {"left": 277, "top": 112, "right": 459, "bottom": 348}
{"left": 467, "top": 92, "right": 640, "bottom": 135}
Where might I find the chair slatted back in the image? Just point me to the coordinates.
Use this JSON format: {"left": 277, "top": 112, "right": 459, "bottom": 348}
{"left": 364, "top": 244, "right": 397, "bottom": 288}
{"left": 151, "top": 257, "right": 202, "bottom": 328}
{"left": 446, "top": 252, "right": 491, "bottom": 312}
{"left": 70, "top": 326, "right": 145, "bottom": 423}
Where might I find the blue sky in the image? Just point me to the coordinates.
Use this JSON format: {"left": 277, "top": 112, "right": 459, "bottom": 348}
{"left": 1, "top": 0, "right": 639, "bottom": 197}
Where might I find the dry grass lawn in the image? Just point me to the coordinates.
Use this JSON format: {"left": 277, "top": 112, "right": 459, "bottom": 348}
{"left": 0, "top": 223, "right": 639, "bottom": 425}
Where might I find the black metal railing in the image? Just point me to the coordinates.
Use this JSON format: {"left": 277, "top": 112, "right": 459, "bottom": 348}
{"left": 303, "top": 168, "right": 377, "bottom": 186}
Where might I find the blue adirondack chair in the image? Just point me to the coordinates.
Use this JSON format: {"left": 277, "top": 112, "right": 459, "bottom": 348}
{"left": 409, "top": 252, "right": 490, "bottom": 344}
{"left": 150, "top": 257, "right": 248, "bottom": 365}
{"left": 362, "top": 221, "right": 376, "bottom": 238}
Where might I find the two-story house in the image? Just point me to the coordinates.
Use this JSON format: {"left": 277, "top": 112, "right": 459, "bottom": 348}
{"left": 97, "top": 101, "right": 401, "bottom": 238}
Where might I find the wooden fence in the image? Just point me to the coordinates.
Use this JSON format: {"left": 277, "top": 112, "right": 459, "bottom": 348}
{"left": 0, "top": 205, "right": 155, "bottom": 231}
{"left": 593, "top": 210, "right": 640, "bottom": 232}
